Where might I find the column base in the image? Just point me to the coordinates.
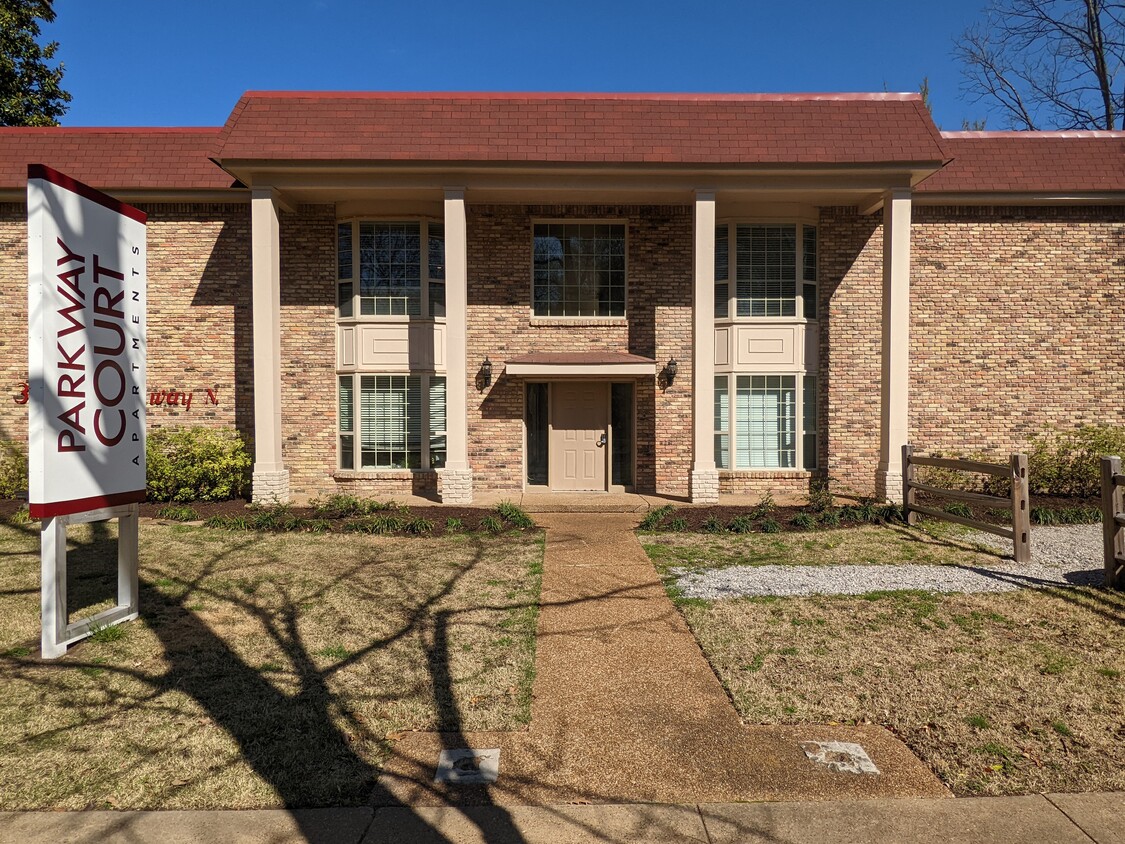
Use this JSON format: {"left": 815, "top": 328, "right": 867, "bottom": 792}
{"left": 690, "top": 469, "right": 720, "bottom": 504}
{"left": 252, "top": 468, "right": 290, "bottom": 505}
{"left": 439, "top": 468, "right": 474, "bottom": 504}
{"left": 875, "top": 468, "right": 903, "bottom": 504}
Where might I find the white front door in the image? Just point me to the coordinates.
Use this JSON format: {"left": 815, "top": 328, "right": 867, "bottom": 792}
{"left": 550, "top": 382, "right": 607, "bottom": 491}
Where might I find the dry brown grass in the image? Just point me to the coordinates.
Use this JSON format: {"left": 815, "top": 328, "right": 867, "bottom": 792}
{"left": 0, "top": 518, "right": 543, "bottom": 810}
{"left": 679, "top": 582, "right": 1124, "bottom": 796}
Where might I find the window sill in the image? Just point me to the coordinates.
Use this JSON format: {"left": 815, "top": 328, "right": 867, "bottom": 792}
{"left": 718, "top": 469, "right": 813, "bottom": 477}
{"left": 337, "top": 316, "right": 446, "bottom": 325}
{"left": 530, "top": 317, "right": 628, "bottom": 327}
{"left": 333, "top": 469, "right": 439, "bottom": 479}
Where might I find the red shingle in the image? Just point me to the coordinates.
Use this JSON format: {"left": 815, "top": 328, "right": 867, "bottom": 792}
{"left": 0, "top": 128, "right": 230, "bottom": 190}
{"left": 211, "top": 91, "right": 947, "bottom": 165}
{"left": 919, "top": 131, "right": 1125, "bottom": 193}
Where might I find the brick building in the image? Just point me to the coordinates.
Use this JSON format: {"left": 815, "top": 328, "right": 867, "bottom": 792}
{"left": 1, "top": 92, "right": 1122, "bottom": 504}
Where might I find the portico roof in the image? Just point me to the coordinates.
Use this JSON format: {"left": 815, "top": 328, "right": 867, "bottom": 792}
{"left": 504, "top": 352, "right": 659, "bottom": 377}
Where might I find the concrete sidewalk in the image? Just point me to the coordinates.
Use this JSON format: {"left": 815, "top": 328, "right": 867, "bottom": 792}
{"left": 1, "top": 792, "right": 1121, "bottom": 842}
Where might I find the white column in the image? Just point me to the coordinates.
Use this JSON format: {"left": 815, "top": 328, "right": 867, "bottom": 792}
{"left": 440, "top": 188, "right": 473, "bottom": 503}
{"left": 876, "top": 188, "right": 912, "bottom": 502}
{"left": 250, "top": 188, "right": 289, "bottom": 503}
{"left": 691, "top": 191, "right": 719, "bottom": 504}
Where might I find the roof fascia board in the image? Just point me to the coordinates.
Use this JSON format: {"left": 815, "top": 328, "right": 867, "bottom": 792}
{"left": 0, "top": 188, "right": 248, "bottom": 204}
{"left": 914, "top": 192, "right": 1125, "bottom": 205}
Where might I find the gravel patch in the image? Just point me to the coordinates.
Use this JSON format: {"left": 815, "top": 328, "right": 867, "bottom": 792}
{"left": 673, "top": 524, "right": 1105, "bottom": 599}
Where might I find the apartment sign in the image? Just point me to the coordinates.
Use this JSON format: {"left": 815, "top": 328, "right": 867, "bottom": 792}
{"left": 27, "top": 165, "right": 147, "bottom": 518}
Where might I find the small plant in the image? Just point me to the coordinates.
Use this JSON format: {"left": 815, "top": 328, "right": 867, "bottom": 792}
{"left": 819, "top": 508, "right": 841, "bottom": 528}
{"left": 965, "top": 714, "right": 991, "bottom": 730}
{"left": 204, "top": 514, "right": 248, "bottom": 530}
{"left": 346, "top": 513, "right": 406, "bottom": 534}
{"left": 758, "top": 518, "right": 781, "bottom": 534}
{"left": 496, "top": 501, "right": 535, "bottom": 529}
{"left": 668, "top": 517, "right": 688, "bottom": 532}
{"left": 752, "top": 492, "right": 776, "bottom": 519}
{"left": 90, "top": 622, "right": 127, "bottom": 644}
{"left": 317, "top": 644, "right": 350, "bottom": 660}
{"left": 1029, "top": 507, "right": 1059, "bottom": 526}
{"left": 944, "top": 502, "right": 973, "bottom": 518}
{"left": 791, "top": 512, "right": 817, "bottom": 530}
{"left": 248, "top": 505, "right": 292, "bottom": 531}
{"left": 156, "top": 504, "right": 199, "bottom": 522}
{"left": 445, "top": 517, "right": 463, "bottom": 533}
{"left": 480, "top": 514, "right": 505, "bottom": 534}
{"left": 403, "top": 516, "right": 434, "bottom": 535}
{"left": 3, "top": 646, "right": 32, "bottom": 658}
{"left": 639, "top": 505, "right": 674, "bottom": 531}
{"left": 1031, "top": 506, "right": 1101, "bottom": 525}
{"left": 701, "top": 515, "right": 725, "bottom": 533}
{"left": 311, "top": 493, "right": 364, "bottom": 518}
{"left": 1050, "top": 720, "right": 1073, "bottom": 738}
{"left": 807, "top": 478, "right": 833, "bottom": 512}
{"left": 728, "top": 514, "right": 755, "bottom": 533}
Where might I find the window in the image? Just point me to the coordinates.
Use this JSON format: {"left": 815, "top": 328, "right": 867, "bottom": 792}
{"left": 336, "top": 221, "right": 445, "bottom": 318}
{"left": 713, "top": 223, "right": 817, "bottom": 319}
{"left": 533, "top": 223, "right": 626, "bottom": 317}
{"left": 338, "top": 374, "right": 446, "bottom": 470}
{"left": 714, "top": 374, "right": 818, "bottom": 470}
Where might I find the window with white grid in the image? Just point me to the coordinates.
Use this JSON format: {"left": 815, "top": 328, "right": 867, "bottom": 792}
{"left": 336, "top": 221, "right": 445, "bottom": 318}
{"left": 533, "top": 223, "right": 626, "bottom": 317}
{"left": 716, "top": 223, "right": 816, "bottom": 320}
{"left": 733, "top": 374, "right": 797, "bottom": 469}
{"left": 337, "top": 374, "right": 446, "bottom": 470}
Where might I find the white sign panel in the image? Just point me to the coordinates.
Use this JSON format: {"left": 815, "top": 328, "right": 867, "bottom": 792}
{"left": 27, "top": 164, "right": 147, "bottom": 519}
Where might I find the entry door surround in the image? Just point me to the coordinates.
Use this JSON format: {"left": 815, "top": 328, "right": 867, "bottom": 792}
{"left": 550, "top": 381, "right": 608, "bottom": 491}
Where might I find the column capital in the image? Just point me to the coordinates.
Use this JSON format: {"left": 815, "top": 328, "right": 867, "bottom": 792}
{"left": 694, "top": 189, "right": 717, "bottom": 202}
{"left": 443, "top": 187, "right": 466, "bottom": 201}
{"left": 884, "top": 186, "right": 913, "bottom": 203}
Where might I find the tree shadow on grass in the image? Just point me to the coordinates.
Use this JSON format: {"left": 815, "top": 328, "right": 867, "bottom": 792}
{"left": 1, "top": 518, "right": 534, "bottom": 844}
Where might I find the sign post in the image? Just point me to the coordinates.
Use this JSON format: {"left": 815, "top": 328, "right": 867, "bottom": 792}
{"left": 27, "top": 164, "right": 147, "bottom": 659}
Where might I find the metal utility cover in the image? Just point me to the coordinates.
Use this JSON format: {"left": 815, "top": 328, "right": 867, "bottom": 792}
{"left": 434, "top": 748, "right": 501, "bottom": 784}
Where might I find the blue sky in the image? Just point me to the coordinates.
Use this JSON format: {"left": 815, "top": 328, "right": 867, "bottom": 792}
{"left": 51, "top": 0, "right": 993, "bottom": 130}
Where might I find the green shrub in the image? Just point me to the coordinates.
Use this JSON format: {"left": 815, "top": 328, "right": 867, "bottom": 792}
{"left": 496, "top": 500, "right": 535, "bottom": 529}
{"left": 147, "top": 427, "right": 251, "bottom": 502}
{"left": 758, "top": 518, "right": 781, "bottom": 534}
{"left": 668, "top": 517, "right": 688, "bottom": 532}
{"left": 311, "top": 494, "right": 364, "bottom": 518}
{"left": 819, "top": 509, "right": 841, "bottom": 528}
{"left": 701, "top": 515, "right": 725, "bottom": 533}
{"left": 1028, "top": 425, "right": 1125, "bottom": 497}
{"left": 403, "top": 516, "right": 434, "bottom": 535}
{"left": 156, "top": 504, "right": 199, "bottom": 522}
{"left": 752, "top": 492, "right": 776, "bottom": 519}
{"left": 806, "top": 479, "right": 833, "bottom": 512}
{"left": 944, "top": 502, "right": 973, "bottom": 518}
{"left": 479, "top": 515, "right": 505, "bottom": 534}
{"left": 791, "top": 512, "right": 817, "bottom": 530}
{"left": 638, "top": 505, "right": 674, "bottom": 531}
{"left": 0, "top": 440, "right": 28, "bottom": 499}
{"left": 728, "top": 514, "right": 755, "bottom": 533}
{"left": 445, "top": 517, "right": 464, "bottom": 533}
{"left": 1030, "top": 505, "right": 1101, "bottom": 525}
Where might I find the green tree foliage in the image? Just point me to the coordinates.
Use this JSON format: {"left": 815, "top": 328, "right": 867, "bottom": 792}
{"left": 0, "top": 0, "right": 71, "bottom": 127}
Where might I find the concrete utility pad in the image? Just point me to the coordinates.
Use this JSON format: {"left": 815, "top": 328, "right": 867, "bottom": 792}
{"left": 800, "top": 741, "right": 881, "bottom": 775}
{"left": 434, "top": 748, "right": 500, "bottom": 784}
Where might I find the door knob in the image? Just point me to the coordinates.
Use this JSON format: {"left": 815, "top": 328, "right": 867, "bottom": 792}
{"left": 596, "top": 433, "right": 607, "bottom": 448}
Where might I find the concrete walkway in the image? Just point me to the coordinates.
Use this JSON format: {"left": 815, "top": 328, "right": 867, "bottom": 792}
{"left": 379, "top": 513, "right": 946, "bottom": 805}
{"left": 2, "top": 792, "right": 1122, "bottom": 842}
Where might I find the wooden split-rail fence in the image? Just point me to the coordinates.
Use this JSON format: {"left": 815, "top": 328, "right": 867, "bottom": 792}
{"left": 1101, "top": 457, "right": 1124, "bottom": 589}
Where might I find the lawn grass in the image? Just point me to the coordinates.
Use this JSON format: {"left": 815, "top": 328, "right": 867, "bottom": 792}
{"left": 0, "top": 517, "right": 543, "bottom": 810}
{"left": 644, "top": 525, "right": 1125, "bottom": 796}
{"left": 642, "top": 521, "right": 998, "bottom": 574}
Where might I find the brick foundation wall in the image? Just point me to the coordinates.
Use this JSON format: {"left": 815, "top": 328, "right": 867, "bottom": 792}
{"left": 466, "top": 204, "right": 694, "bottom": 496}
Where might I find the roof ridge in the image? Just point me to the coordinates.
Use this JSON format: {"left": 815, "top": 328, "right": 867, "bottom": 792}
{"left": 942, "top": 129, "right": 1125, "bottom": 138}
{"left": 0, "top": 126, "right": 221, "bottom": 134}
{"left": 236, "top": 90, "right": 924, "bottom": 102}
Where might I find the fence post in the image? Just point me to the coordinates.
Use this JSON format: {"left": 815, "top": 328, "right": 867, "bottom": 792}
{"left": 902, "top": 444, "right": 918, "bottom": 525}
{"left": 1102, "top": 456, "right": 1123, "bottom": 589}
{"left": 1010, "top": 453, "right": 1030, "bottom": 564}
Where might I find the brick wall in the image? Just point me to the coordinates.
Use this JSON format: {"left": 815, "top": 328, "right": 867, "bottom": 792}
{"left": 0, "top": 201, "right": 253, "bottom": 449}
{"left": 466, "top": 204, "right": 694, "bottom": 495}
{"left": 821, "top": 204, "right": 1125, "bottom": 497}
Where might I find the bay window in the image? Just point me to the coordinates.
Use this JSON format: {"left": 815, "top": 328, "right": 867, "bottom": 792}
{"left": 338, "top": 374, "right": 447, "bottom": 470}
{"left": 713, "top": 222, "right": 817, "bottom": 319}
{"left": 337, "top": 221, "right": 445, "bottom": 318}
{"left": 714, "top": 374, "right": 818, "bottom": 470}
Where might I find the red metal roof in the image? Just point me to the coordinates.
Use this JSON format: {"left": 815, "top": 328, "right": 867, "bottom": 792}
{"left": 506, "top": 352, "right": 658, "bottom": 366}
{"left": 212, "top": 91, "right": 947, "bottom": 165}
{"left": 0, "top": 127, "right": 232, "bottom": 191}
{"left": 918, "top": 131, "right": 1125, "bottom": 193}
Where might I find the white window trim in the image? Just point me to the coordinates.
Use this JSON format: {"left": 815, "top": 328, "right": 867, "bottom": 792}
{"left": 336, "top": 218, "right": 446, "bottom": 322}
{"left": 529, "top": 218, "right": 629, "bottom": 322}
{"left": 714, "top": 372, "right": 818, "bottom": 472}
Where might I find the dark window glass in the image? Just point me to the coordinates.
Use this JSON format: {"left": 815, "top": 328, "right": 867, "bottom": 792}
{"left": 611, "top": 382, "right": 634, "bottom": 486}
{"left": 532, "top": 223, "right": 626, "bottom": 317}
{"left": 526, "top": 383, "right": 549, "bottom": 485}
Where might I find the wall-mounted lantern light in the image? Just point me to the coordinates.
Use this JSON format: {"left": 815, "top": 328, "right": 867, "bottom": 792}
{"left": 661, "top": 357, "right": 678, "bottom": 386}
{"left": 478, "top": 357, "right": 493, "bottom": 390}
